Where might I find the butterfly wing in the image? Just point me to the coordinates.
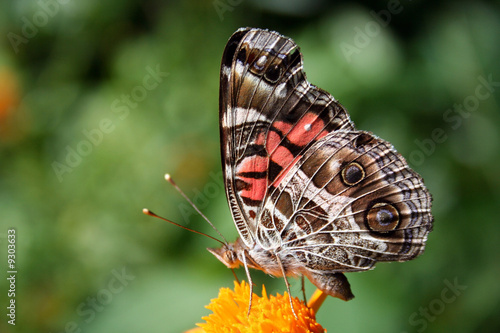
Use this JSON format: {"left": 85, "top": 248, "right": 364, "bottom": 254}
{"left": 220, "top": 28, "right": 354, "bottom": 246}
{"left": 258, "top": 130, "right": 433, "bottom": 273}
{"left": 255, "top": 130, "right": 433, "bottom": 299}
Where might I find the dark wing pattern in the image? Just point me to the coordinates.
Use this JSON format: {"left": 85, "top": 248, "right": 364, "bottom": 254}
{"left": 220, "top": 28, "right": 354, "bottom": 246}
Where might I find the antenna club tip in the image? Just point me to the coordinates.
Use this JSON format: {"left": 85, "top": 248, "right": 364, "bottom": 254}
{"left": 142, "top": 208, "right": 149, "bottom": 214}
{"left": 164, "top": 173, "right": 176, "bottom": 185}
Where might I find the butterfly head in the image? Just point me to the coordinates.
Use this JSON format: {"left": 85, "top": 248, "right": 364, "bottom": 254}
{"left": 207, "top": 239, "right": 245, "bottom": 269}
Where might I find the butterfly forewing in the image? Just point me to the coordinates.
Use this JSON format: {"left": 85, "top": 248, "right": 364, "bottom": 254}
{"left": 220, "top": 28, "right": 355, "bottom": 246}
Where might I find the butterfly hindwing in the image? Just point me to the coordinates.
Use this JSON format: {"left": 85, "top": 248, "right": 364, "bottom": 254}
{"left": 258, "top": 130, "right": 433, "bottom": 272}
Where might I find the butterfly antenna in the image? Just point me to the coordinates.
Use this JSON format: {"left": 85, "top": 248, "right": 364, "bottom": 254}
{"left": 142, "top": 208, "right": 225, "bottom": 246}
{"left": 163, "top": 174, "right": 229, "bottom": 244}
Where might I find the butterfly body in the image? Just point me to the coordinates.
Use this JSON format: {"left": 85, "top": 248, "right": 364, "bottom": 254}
{"left": 210, "top": 27, "right": 433, "bottom": 302}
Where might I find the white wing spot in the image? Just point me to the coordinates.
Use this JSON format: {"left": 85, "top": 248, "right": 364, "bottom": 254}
{"left": 255, "top": 55, "right": 267, "bottom": 70}
{"left": 304, "top": 123, "right": 312, "bottom": 131}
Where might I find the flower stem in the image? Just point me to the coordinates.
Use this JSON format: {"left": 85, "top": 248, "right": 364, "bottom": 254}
{"left": 307, "top": 289, "right": 327, "bottom": 314}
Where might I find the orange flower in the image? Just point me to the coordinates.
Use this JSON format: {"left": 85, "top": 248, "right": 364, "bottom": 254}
{"left": 187, "top": 281, "right": 327, "bottom": 333}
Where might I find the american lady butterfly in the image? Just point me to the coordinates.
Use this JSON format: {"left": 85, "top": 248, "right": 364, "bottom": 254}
{"left": 208, "top": 28, "right": 433, "bottom": 304}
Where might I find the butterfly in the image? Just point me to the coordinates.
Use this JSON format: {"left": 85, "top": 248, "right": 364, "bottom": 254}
{"left": 208, "top": 27, "right": 433, "bottom": 307}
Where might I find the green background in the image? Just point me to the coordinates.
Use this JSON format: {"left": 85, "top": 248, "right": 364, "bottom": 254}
{"left": 1, "top": 0, "right": 499, "bottom": 332}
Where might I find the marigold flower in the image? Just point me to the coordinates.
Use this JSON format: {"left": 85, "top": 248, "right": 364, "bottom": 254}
{"left": 188, "top": 281, "right": 326, "bottom": 333}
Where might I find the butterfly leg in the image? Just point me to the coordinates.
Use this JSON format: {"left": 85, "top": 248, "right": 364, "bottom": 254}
{"left": 301, "top": 275, "right": 307, "bottom": 304}
{"left": 230, "top": 268, "right": 240, "bottom": 283}
{"left": 275, "top": 254, "right": 298, "bottom": 319}
{"left": 241, "top": 251, "right": 254, "bottom": 316}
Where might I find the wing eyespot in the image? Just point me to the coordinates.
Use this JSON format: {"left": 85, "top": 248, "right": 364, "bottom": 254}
{"left": 366, "top": 202, "right": 400, "bottom": 233}
{"left": 341, "top": 162, "right": 365, "bottom": 186}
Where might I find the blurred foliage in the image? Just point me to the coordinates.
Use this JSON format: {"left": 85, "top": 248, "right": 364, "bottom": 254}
{"left": 0, "top": 0, "right": 499, "bottom": 332}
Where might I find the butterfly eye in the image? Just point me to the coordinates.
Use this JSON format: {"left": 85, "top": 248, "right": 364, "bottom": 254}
{"left": 264, "top": 64, "right": 282, "bottom": 83}
{"left": 223, "top": 250, "right": 238, "bottom": 266}
{"left": 366, "top": 203, "right": 400, "bottom": 232}
{"left": 341, "top": 162, "right": 365, "bottom": 186}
